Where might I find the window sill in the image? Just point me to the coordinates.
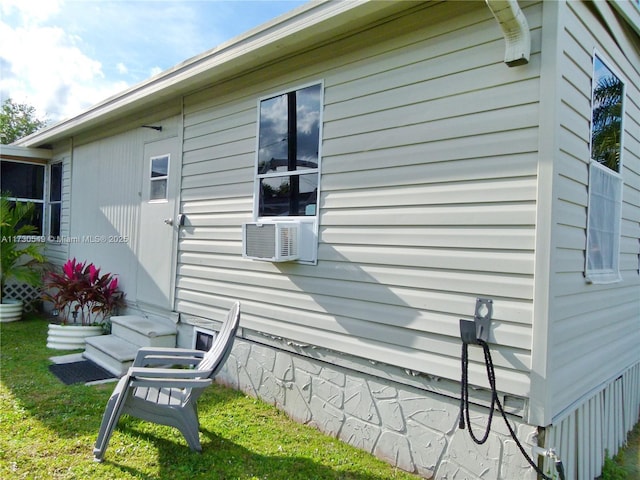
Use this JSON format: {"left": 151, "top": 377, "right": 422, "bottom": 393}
{"left": 585, "top": 272, "right": 622, "bottom": 284}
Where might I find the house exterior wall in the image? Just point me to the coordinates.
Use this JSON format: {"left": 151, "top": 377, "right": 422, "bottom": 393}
{"left": 544, "top": 363, "right": 640, "bottom": 480}
{"left": 174, "top": 2, "right": 546, "bottom": 477}
{"left": 542, "top": 0, "right": 640, "bottom": 424}
{"left": 178, "top": 0, "right": 542, "bottom": 401}
{"left": 175, "top": 2, "right": 639, "bottom": 477}
{"left": 26, "top": 0, "right": 637, "bottom": 477}
{"left": 531, "top": 1, "right": 640, "bottom": 478}
{"left": 65, "top": 134, "right": 141, "bottom": 299}
{"left": 60, "top": 114, "right": 181, "bottom": 302}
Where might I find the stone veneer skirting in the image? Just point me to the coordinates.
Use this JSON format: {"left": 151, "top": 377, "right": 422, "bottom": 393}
{"left": 207, "top": 332, "right": 539, "bottom": 479}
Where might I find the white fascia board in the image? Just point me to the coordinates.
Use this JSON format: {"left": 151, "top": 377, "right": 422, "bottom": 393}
{"left": 17, "top": 0, "right": 401, "bottom": 148}
{"left": 0, "top": 144, "right": 53, "bottom": 160}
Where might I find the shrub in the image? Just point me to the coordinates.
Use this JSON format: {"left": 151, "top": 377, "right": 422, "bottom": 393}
{"left": 43, "top": 258, "right": 125, "bottom": 327}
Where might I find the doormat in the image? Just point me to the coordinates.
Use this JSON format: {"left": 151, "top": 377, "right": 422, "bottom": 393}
{"left": 49, "top": 360, "right": 116, "bottom": 385}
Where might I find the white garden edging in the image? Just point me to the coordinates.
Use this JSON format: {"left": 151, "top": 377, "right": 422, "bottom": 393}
{"left": 47, "top": 324, "right": 104, "bottom": 350}
{"left": 0, "top": 299, "right": 23, "bottom": 323}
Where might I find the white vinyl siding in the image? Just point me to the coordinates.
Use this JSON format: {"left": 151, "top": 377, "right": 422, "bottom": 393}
{"left": 67, "top": 114, "right": 181, "bottom": 302}
{"left": 44, "top": 153, "right": 72, "bottom": 265}
{"left": 544, "top": 363, "right": 640, "bottom": 480}
{"left": 544, "top": 0, "right": 640, "bottom": 424}
{"left": 68, "top": 133, "right": 143, "bottom": 293}
{"left": 178, "top": 1, "right": 543, "bottom": 398}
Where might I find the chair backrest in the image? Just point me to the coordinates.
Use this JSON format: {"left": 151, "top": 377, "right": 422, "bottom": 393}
{"left": 196, "top": 301, "right": 241, "bottom": 378}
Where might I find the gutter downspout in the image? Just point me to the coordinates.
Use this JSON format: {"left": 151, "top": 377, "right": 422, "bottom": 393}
{"left": 485, "top": 0, "right": 530, "bottom": 66}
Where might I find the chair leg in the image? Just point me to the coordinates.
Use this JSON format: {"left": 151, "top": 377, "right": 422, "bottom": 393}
{"left": 175, "top": 404, "right": 202, "bottom": 452}
{"left": 93, "top": 375, "right": 131, "bottom": 462}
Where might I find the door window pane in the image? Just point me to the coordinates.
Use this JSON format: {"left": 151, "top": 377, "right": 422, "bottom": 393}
{"left": 151, "top": 156, "right": 169, "bottom": 177}
{"left": 149, "top": 155, "right": 169, "bottom": 201}
{"left": 150, "top": 179, "right": 167, "bottom": 200}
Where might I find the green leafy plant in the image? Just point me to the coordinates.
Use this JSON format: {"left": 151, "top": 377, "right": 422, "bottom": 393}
{"left": 0, "top": 195, "right": 46, "bottom": 302}
{"left": 0, "top": 97, "right": 48, "bottom": 144}
{"left": 43, "top": 258, "right": 125, "bottom": 327}
{"left": 601, "top": 449, "right": 629, "bottom": 480}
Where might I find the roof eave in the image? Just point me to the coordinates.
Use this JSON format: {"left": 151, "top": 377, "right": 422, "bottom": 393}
{"left": 17, "top": 0, "right": 414, "bottom": 148}
{"left": 0, "top": 144, "right": 53, "bottom": 161}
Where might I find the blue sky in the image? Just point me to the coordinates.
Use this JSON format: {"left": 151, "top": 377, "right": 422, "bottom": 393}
{"left": 0, "top": 0, "right": 307, "bottom": 123}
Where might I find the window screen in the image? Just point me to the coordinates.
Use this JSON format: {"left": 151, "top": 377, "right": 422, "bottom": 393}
{"left": 585, "top": 55, "right": 624, "bottom": 283}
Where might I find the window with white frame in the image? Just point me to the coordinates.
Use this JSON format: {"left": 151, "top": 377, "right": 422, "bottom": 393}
{"left": 256, "top": 83, "right": 322, "bottom": 218}
{"left": 585, "top": 54, "right": 624, "bottom": 283}
{"left": 0, "top": 160, "right": 45, "bottom": 235}
{"left": 48, "top": 162, "right": 62, "bottom": 238}
{"left": 149, "top": 154, "right": 169, "bottom": 201}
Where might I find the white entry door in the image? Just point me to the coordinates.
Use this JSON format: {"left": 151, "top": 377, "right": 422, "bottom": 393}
{"left": 137, "top": 137, "right": 180, "bottom": 311}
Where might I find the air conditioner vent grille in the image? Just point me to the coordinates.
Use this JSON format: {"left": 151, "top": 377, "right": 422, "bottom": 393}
{"left": 245, "top": 223, "right": 276, "bottom": 259}
{"left": 243, "top": 222, "right": 300, "bottom": 262}
{"left": 279, "top": 226, "right": 298, "bottom": 258}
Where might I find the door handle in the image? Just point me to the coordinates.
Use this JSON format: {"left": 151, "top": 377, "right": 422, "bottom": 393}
{"left": 164, "top": 218, "right": 174, "bottom": 226}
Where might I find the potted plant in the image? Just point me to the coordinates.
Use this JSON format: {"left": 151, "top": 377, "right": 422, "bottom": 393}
{"left": 43, "top": 258, "right": 126, "bottom": 350}
{"left": 0, "top": 195, "right": 46, "bottom": 322}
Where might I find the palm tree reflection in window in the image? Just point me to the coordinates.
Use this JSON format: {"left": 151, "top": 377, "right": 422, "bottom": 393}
{"left": 591, "top": 56, "right": 624, "bottom": 172}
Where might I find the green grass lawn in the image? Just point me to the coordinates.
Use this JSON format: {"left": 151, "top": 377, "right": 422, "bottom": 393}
{"left": 0, "top": 316, "right": 420, "bottom": 480}
{"left": 605, "top": 423, "right": 640, "bottom": 480}
{"left": 3, "top": 316, "right": 638, "bottom": 480}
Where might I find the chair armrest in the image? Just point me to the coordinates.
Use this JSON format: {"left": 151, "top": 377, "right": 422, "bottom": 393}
{"left": 130, "top": 377, "right": 213, "bottom": 389}
{"left": 133, "top": 347, "right": 204, "bottom": 367}
{"left": 129, "top": 366, "right": 212, "bottom": 390}
{"left": 129, "top": 366, "right": 206, "bottom": 379}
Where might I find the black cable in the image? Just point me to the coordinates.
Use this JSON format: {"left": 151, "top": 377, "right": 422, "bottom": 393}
{"left": 459, "top": 341, "right": 496, "bottom": 443}
{"left": 459, "top": 339, "right": 565, "bottom": 480}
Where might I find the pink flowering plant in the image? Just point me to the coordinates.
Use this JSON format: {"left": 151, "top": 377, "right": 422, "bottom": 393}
{"left": 43, "top": 258, "right": 126, "bottom": 328}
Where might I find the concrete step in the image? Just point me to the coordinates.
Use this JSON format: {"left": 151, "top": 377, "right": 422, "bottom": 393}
{"left": 84, "top": 315, "right": 178, "bottom": 377}
{"left": 84, "top": 335, "right": 139, "bottom": 377}
{"left": 111, "top": 315, "right": 177, "bottom": 348}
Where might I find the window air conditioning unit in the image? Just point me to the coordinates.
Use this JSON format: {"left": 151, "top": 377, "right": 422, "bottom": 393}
{"left": 242, "top": 221, "right": 300, "bottom": 262}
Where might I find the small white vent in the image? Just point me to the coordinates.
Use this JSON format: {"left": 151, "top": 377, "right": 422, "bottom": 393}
{"left": 242, "top": 221, "right": 300, "bottom": 262}
{"left": 192, "top": 327, "right": 216, "bottom": 351}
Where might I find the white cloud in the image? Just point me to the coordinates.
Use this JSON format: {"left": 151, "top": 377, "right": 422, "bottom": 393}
{"left": 0, "top": 0, "right": 130, "bottom": 122}
{"left": 0, "top": 0, "right": 62, "bottom": 26}
{"left": 0, "top": 0, "right": 307, "bottom": 124}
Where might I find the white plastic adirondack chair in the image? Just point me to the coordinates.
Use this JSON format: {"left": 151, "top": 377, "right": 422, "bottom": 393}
{"left": 93, "top": 301, "right": 240, "bottom": 462}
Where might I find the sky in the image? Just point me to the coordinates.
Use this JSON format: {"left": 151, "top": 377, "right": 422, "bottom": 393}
{"left": 0, "top": 0, "right": 308, "bottom": 124}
